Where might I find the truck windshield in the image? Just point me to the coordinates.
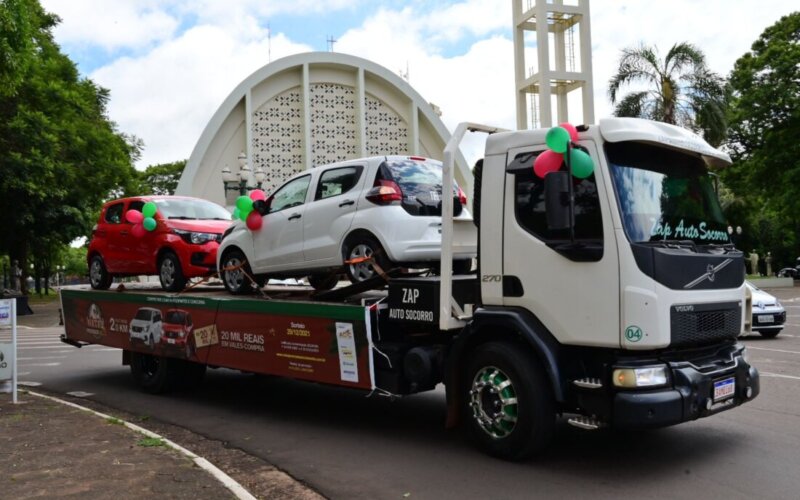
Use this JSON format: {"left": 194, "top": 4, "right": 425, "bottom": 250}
{"left": 607, "top": 142, "right": 729, "bottom": 245}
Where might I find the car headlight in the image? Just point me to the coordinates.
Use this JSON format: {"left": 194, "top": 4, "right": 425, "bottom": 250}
{"left": 173, "top": 229, "right": 219, "bottom": 244}
{"left": 612, "top": 365, "right": 669, "bottom": 388}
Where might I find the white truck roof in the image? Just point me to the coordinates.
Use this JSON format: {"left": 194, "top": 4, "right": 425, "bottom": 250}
{"left": 485, "top": 117, "right": 731, "bottom": 168}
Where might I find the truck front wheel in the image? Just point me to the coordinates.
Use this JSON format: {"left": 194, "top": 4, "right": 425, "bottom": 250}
{"left": 463, "top": 342, "right": 555, "bottom": 460}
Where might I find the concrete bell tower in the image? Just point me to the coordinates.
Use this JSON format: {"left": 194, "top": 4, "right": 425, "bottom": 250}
{"left": 512, "top": 0, "right": 595, "bottom": 129}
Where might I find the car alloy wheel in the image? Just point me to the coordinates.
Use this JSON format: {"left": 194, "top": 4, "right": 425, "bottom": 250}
{"left": 348, "top": 243, "right": 377, "bottom": 282}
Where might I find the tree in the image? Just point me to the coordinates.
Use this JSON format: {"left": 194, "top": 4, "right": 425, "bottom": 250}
{"left": 0, "top": 0, "right": 139, "bottom": 293}
{"left": 140, "top": 160, "right": 187, "bottom": 195}
{"left": 722, "top": 12, "right": 800, "bottom": 269}
{"left": 608, "top": 42, "right": 729, "bottom": 146}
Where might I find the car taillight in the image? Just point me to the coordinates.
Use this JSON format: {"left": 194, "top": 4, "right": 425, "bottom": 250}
{"left": 457, "top": 187, "right": 467, "bottom": 205}
{"left": 366, "top": 180, "right": 402, "bottom": 205}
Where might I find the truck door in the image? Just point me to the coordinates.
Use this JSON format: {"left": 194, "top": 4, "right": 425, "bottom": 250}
{"left": 501, "top": 143, "right": 620, "bottom": 347}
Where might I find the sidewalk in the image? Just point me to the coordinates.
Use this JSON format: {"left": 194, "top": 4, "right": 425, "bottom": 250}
{"left": 1, "top": 295, "right": 323, "bottom": 500}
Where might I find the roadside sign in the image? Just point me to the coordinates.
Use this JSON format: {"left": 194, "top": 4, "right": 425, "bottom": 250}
{"left": 0, "top": 299, "right": 18, "bottom": 403}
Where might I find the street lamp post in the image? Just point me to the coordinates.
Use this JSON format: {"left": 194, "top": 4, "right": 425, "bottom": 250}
{"left": 221, "top": 151, "right": 268, "bottom": 196}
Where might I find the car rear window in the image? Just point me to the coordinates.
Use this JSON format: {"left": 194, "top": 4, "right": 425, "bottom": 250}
{"left": 378, "top": 159, "right": 462, "bottom": 216}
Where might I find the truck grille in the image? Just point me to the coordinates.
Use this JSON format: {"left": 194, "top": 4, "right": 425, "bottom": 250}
{"left": 670, "top": 302, "right": 741, "bottom": 347}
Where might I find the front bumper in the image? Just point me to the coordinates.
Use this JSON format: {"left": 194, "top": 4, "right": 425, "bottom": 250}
{"left": 611, "top": 343, "right": 759, "bottom": 428}
{"left": 752, "top": 309, "right": 786, "bottom": 331}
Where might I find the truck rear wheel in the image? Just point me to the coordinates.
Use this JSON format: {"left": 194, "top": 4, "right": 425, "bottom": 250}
{"left": 130, "top": 352, "right": 176, "bottom": 394}
{"left": 463, "top": 342, "right": 555, "bottom": 460}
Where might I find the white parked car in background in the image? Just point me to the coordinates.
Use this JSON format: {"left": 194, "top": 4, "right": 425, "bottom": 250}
{"left": 746, "top": 281, "right": 786, "bottom": 338}
{"left": 218, "top": 156, "right": 477, "bottom": 293}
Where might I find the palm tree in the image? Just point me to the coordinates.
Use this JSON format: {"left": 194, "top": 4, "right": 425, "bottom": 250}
{"left": 608, "top": 42, "right": 728, "bottom": 146}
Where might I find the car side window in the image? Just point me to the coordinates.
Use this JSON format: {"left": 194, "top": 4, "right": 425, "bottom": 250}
{"left": 104, "top": 203, "right": 124, "bottom": 224}
{"left": 510, "top": 150, "right": 603, "bottom": 242}
{"left": 126, "top": 200, "right": 144, "bottom": 222}
{"left": 314, "top": 166, "right": 363, "bottom": 201}
{"left": 270, "top": 175, "right": 311, "bottom": 213}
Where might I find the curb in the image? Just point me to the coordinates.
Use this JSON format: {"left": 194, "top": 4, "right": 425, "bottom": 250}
{"left": 26, "top": 390, "right": 258, "bottom": 500}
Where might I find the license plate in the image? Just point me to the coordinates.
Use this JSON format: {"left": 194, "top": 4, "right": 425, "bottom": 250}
{"left": 758, "top": 315, "right": 774, "bottom": 323}
{"left": 167, "top": 338, "right": 175, "bottom": 344}
{"left": 713, "top": 377, "right": 735, "bottom": 402}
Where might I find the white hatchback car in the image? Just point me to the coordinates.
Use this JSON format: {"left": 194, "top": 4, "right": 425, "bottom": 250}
{"left": 218, "top": 156, "right": 477, "bottom": 293}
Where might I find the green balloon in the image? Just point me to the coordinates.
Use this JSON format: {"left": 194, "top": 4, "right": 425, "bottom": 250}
{"left": 142, "top": 201, "right": 157, "bottom": 218}
{"left": 570, "top": 149, "right": 595, "bottom": 179}
{"left": 236, "top": 196, "right": 253, "bottom": 213}
{"left": 546, "top": 126, "right": 571, "bottom": 153}
{"left": 143, "top": 216, "right": 157, "bottom": 231}
{"left": 232, "top": 208, "right": 240, "bottom": 220}
{"left": 239, "top": 206, "right": 252, "bottom": 221}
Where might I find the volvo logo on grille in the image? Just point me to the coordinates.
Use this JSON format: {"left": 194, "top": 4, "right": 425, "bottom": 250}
{"left": 674, "top": 305, "right": 695, "bottom": 312}
{"left": 683, "top": 259, "right": 733, "bottom": 289}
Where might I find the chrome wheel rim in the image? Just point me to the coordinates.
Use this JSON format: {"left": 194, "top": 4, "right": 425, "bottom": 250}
{"left": 90, "top": 259, "right": 104, "bottom": 286}
{"left": 348, "top": 244, "right": 375, "bottom": 282}
{"left": 469, "top": 366, "right": 518, "bottom": 439}
{"left": 224, "top": 256, "right": 245, "bottom": 291}
{"left": 160, "top": 258, "right": 176, "bottom": 288}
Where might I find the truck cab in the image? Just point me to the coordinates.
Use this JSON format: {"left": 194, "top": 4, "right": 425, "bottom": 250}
{"left": 440, "top": 118, "right": 758, "bottom": 458}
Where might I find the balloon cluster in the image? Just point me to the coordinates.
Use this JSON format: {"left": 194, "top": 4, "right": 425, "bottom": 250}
{"left": 125, "top": 202, "right": 159, "bottom": 238}
{"left": 233, "top": 189, "right": 267, "bottom": 230}
{"left": 533, "top": 123, "right": 595, "bottom": 179}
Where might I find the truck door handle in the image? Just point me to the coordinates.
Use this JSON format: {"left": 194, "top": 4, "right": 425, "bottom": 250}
{"left": 338, "top": 200, "right": 355, "bottom": 207}
{"left": 288, "top": 213, "right": 302, "bottom": 220}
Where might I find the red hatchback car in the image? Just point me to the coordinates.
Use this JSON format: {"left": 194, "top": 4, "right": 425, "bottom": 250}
{"left": 88, "top": 196, "right": 232, "bottom": 291}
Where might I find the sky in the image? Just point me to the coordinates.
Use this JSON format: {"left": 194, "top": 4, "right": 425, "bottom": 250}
{"left": 39, "top": 0, "right": 799, "bottom": 170}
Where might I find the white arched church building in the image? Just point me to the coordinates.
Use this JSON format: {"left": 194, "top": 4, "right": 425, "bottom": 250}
{"left": 176, "top": 52, "right": 471, "bottom": 208}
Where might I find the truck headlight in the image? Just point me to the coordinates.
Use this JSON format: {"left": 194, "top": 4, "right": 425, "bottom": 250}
{"left": 613, "top": 365, "right": 668, "bottom": 388}
{"left": 173, "top": 229, "right": 219, "bottom": 244}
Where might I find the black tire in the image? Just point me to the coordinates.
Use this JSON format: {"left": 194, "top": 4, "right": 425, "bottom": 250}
{"left": 130, "top": 352, "right": 176, "bottom": 394}
{"left": 185, "top": 337, "right": 196, "bottom": 359}
{"left": 158, "top": 252, "right": 187, "bottom": 292}
{"left": 89, "top": 255, "right": 113, "bottom": 290}
{"left": 220, "top": 248, "right": 257, "bottom": 294}
{"left": 343, "top": 234, "right": 393, "bottom": 283}
{"left": 453, "top": 259, "right": 474, "bottom": 274}
{"left": 462, "top": 342, "right": 555, "bottom": 460}
{"left": 308, "top": 273, "right": 338, "bottom": 291}
{"left": 759, "top": 329, "right": 782, "bottom": 339}
{"left": 148, "top": 333, "right": 155, "bottom": 349}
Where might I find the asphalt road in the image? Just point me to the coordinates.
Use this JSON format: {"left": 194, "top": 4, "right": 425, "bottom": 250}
{"left": 4, "top": 289, "right": 800, "bottom": 500}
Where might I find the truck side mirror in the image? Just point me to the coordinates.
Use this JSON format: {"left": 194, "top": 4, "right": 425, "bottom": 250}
{"left": 545, "top": 171, "right": 572, "bottom": 231}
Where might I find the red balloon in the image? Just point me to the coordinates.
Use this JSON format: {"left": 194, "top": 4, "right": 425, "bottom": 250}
{"left": 131, "top": 224, "right": 146, "bottom": 238}
{"left": 125, "top": 209, "right": 143, "bottom": 224}
{"left": 559, "top": 122, "right": 579, "bottom": 142}
{"left": 534, "top": 150, "right": 564, "bottom": 178}
{"left": 246, "top": 211, "right": 263, "bottom": 230}
{"left": 249, "top": 189, "right": 267, "bottom": 202}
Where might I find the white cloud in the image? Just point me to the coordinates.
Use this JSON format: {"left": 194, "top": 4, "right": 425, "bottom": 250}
{"left": 42, "top": 0, "right": 179, "bottom": 51}
{"left": 90, "top": 24, "right": 311, "bottom": 168}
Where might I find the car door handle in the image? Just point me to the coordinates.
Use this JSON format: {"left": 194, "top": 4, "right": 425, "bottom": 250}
{"left": 288, "top": 213, "right": 302, "bottom": 220}
{"left": 338, "top": 199, "right": 355, "bottom": 207}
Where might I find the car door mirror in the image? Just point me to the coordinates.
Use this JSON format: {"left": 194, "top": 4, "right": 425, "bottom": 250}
{"left": 255, "top": 196, "right": 272, "bottom": 215}
{"left": 544, "top": 171, "right": 572, "bottom": 231}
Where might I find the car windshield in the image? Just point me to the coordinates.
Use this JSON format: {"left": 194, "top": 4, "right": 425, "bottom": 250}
{"left": 164, "top": 311, "right": 186, "bottom": 324}
{"left": 607, "top": 142, "right": 729, "bottom": 246}
{"left": 134, "top": 309, "right": 153, "bottom": 321}
{"left": 154, "top": 198, "right": 230, "bottom": 220}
